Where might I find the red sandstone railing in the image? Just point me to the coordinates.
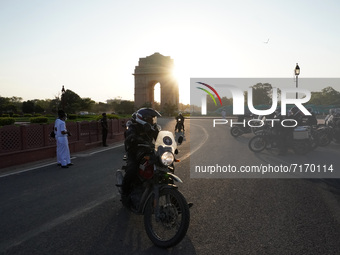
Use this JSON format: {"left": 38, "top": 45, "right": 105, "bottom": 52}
{"left": 0, "top": 119, "right": 127, "bottom": 169}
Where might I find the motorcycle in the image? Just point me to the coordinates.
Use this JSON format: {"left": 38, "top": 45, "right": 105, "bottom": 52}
{"left": 230, "top": 125, "right": 252, "bottom": 137}
{"left": 230, "top": 115, "right": 255, "bottom": 137}
{"left": 175, "top": 118, "right": 184, "bottom": 133}
{"left": 116, "top": 131, "right": 190, "bottom": 248}
{"left": 325, "top": 108, "right": 340, "bottom": 143}
{"left": 248, "top": 126, "right": 313, "bottom": 155}
{"left": 310, "top": 124, "right": 333, "bottom": 147}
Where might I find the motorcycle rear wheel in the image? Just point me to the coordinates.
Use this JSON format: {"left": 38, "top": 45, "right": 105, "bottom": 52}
{"left": 248, "top": 135, "right": 267, "bottom": 152}
{"left": 144, "top": 188, "right": 190, "bottom": 248}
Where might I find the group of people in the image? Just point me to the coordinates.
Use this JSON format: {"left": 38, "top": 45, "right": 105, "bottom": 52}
{"left": 53, "top": 107, "right": 183, "bottom": 207}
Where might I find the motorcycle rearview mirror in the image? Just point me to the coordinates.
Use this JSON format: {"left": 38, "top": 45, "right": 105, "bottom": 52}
{"left": 177, "top": 135, "right": 183, "bottom": 145}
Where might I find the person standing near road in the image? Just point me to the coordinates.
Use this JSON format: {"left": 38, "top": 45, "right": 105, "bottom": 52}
{"left": 55, "top": 110, "right": 72, "bottom": 168}
{"left": 100, "top": 113, "right": 108, "bottom": 147}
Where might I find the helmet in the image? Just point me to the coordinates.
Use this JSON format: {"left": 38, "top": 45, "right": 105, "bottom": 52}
{"left": 136, "top": 108, "right": 161, "bottom": 131}
{"left": 131, "top": 111, "right": 137, "bottom": 121}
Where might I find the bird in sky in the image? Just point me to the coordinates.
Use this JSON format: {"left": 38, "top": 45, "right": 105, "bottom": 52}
{"left": 263, "top": 38, "right": 270, "bottom": 44}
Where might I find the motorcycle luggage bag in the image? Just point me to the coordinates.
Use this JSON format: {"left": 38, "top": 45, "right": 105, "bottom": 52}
{"left": 293, "top": 126, "right": 309, "bottom": 139}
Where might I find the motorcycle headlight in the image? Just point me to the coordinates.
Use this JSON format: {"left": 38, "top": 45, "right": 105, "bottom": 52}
{"left": 160, "top": 151, "right": 174, "bottom": 166}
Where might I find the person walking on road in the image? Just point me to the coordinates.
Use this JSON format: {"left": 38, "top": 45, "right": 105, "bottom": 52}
{"left": 55, "top": 110, "right": 72, "bottom": 168}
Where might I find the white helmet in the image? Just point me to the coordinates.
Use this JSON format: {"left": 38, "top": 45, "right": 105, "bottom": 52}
{"left": 135, "top": 108, "right": 161, "bottom": 131}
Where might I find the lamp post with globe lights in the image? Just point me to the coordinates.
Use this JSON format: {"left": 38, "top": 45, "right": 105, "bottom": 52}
{"left": 294, "top": 63, "right": 300, "bottom": 99}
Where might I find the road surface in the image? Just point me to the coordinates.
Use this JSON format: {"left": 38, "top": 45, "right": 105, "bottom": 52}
{"left": 0, "top": 118, "right": 339, "bottom": 254}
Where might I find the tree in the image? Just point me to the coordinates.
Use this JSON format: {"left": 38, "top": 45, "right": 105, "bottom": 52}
{"left": 321, "top": 86, "right": 340, "bottom": 105}
{"left": 309, "top": 86, "right": 340, "bottom": 105}
{"left": 49, "top": 97, "right": 61, "bottom": 114}
{"left": 162, "top": 103, "right": 177, "bottom": 116}
{"left": 22, "top": 100, "right": 35, "bottom": 113}
{"left": 93, "top": 102, "right": 109, "bottom": 114}
{"left": 60, "top": 89, "right": 82, "bottom": 113}
{"left": 34, "top": 104, "right": 45, "bottom": 113}
{"left": 249, "top": 83, "right": 274, "bottom": 105}
{"left": 80, "top": 98, "right": 95, "bottom": 111}
{"left": 309, "top": 91, "right": 323, "bottom": 105}
{"left": 0, "top": 96, "right": 22, "bottom": 115}
{"left": 110, "top": 100, "right": 135, "bottom": 114}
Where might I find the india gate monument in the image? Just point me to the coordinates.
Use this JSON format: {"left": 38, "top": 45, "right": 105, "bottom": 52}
{"left": 133, "top": 52, "right": 179, "bottom": 111}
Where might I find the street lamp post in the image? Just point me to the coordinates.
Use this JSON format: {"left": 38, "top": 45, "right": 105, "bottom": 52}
{"left": 294, "top": 63, "right": 300, "bottom": 99}
{"left": 61, "top": 85, "right": 66, "bottom": 110}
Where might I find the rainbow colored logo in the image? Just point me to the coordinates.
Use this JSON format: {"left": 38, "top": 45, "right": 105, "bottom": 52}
{"left": 196, "top": 82, "right": 222, "bottom": 106}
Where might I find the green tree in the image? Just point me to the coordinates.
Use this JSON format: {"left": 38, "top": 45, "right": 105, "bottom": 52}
{"left": 34, "top": 104, "right": 45, "bottom": 113}
{"left": 80, "top": 97, "right": 95, "bottom": 111}
{"left": 93, "top": 102, "right": 109, "bottom": 114}
{"left": 49, "top": 97, "right": 61, "bottom": 114}
{"left": 22, "top": 100, "right": 35, "bottom": 113}
{"left": 309, "top": 86, "right": 340, "bottom": 105}
{"left": 0, "top": 97, "right": 10, "bottom": 114}
{"left": 60, "top": 89, "right": 82, "bottom": 113}
{"left": 321, "top": 86, "right": 340, "bottom": 105}
{"left": 116, "top": 100, "right": 135, "bottom": 114}
{"left": 162, "top": 103, "right": 177, "bottom": 116}
{"left": 0, "top": 96, "right": 22, "bottom": 115}
{"left": 309, "top": 91, "right": 323, "bottom": 105}
{"left": 250, "top": 83, "right": 274, "bottom": 105}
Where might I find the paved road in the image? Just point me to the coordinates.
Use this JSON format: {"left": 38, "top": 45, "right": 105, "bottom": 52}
{"left": 0, "top": 118, "right": 339, "bottom": 254}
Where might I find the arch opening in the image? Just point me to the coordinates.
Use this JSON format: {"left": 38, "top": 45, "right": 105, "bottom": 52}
{"left": 154, "top": 82, "right": 161, "bottom": 103}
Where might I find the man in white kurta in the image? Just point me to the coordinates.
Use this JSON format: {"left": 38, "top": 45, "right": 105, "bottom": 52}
{"left": 55, "top": 110, "right": 71, "bottom": 168}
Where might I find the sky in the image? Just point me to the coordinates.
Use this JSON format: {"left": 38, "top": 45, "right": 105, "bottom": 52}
{"left": 1, "top": 0, "right": 340, "bottom": 105}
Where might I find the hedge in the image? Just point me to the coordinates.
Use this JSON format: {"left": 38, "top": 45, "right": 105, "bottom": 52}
{"left": 95, "top": 114, "right": 119, "bottom": 121}
{"left": 30, "top": 117, "right": 48, "bottom": 123}
{"left": 0, "top": 117, "right": 15, "bottom": 126}
{"left": 68, "top": 114, "right": 77, "bottom": 120}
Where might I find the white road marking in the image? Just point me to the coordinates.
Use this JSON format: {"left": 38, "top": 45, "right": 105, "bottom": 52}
{"left": 179, "top": 123, "right": 209, "bottom": 162}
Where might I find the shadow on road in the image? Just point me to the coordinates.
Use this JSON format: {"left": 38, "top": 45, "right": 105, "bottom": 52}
{"left": 87, "top": 197, "right": 197, "bottom": 255}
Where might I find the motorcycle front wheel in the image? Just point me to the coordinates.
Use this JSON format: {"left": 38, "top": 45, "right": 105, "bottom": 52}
{"left": 230, "top": 127, "right": 242, "bottom": 137}
{"left": 144, "top": 188, "right": 190, "bottom": 248}
{"left": 317, "top": 133, "right": 332, "bottom": 147}
{"left": 115, "top": 170, "right": 124, "bottom": 194}
{"left": 248, "top": 135, "right": 267, "bottom": 152}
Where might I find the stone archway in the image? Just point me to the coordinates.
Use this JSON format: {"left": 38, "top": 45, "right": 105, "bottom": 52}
{"left": 133, "top": 52, "right": 179, "bottom": 111}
